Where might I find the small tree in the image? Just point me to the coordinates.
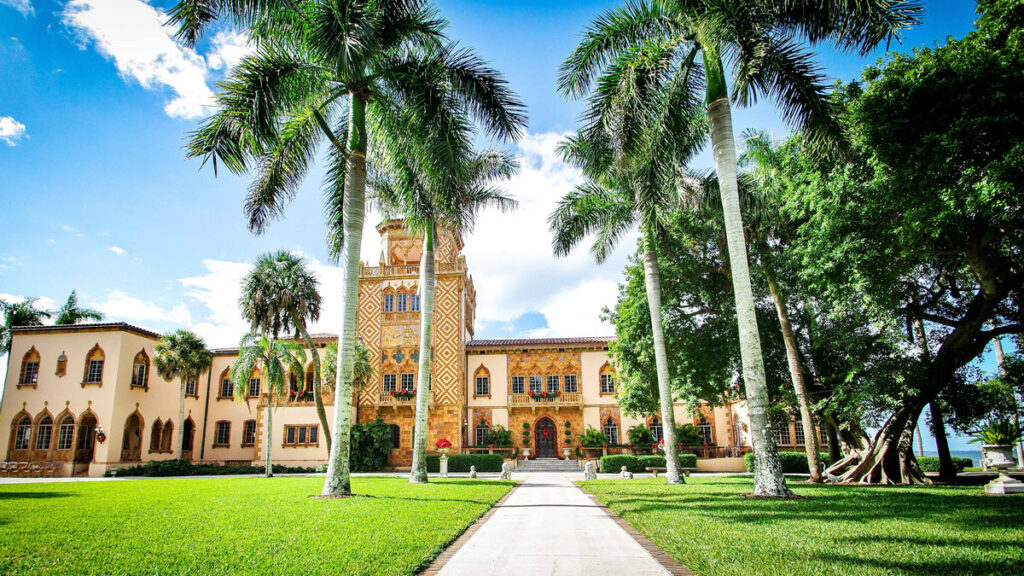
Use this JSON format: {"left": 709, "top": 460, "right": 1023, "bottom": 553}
{"left": 232, "top": 334, "right": 304, "bottom": 477}
{"left": 153, "top": 330, "right": 213, "bottom": 459}
{"left": 0, "top": 298, "right": 51, "bottom": 354}
{"left": 54, "top": 290, "right": 104, "bottom": 325}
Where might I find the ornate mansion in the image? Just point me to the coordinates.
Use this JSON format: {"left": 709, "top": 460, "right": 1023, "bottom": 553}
{"left": 1, "top": 221, "right": 773, "bottom": 476}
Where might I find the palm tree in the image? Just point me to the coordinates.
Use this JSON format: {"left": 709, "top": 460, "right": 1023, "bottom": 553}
{"left": 373, "top": 148, "right": 518, "bottom": 483}
{"left": 0, "top": 298, "right": 51, "bottom": 354}
{"left": 232, "top": 333, "right": 304, "bottom": 477}
{"left": 322, "top": 340, "right": 373, "bottom": 393}
{"left": 550, "top": 50, "right": 707, "bottom": 484}
{"left": 54, "top": 290, "right": 104, "bottom": 325}
{"left": 240, "top": 251, "right": 330, "bottom": 450}
{"left": 738, "top": 130, "right": 822, "bottom": 481}
{"left": 153, "top": 330, "right": 214, "bottom": 459}
{"left": 169, "top": 0, "right": 526, "bottom": 496}
{"left": 557, "top": 0, "right": 920, "bottom": 496}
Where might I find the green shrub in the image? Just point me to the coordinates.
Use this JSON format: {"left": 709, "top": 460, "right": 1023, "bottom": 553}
{"left": 743, "top": 451, "right": 833, "bottom": 473}
{"left": 675, "top": 423, "right": 703, "bottom": 445}
{"left": 580, "top": 426, "right": 608, "bottom": 447}
{"left": 636, "top": 454, "right": 698, "bottom": 469}
{"left": 916, "top": 456, "right": 973, "bottom": 472}
{"left": 426, "top": 454, "right": 504, "bottom": 473}
{"left": 484, "top": 425, "right": 513, "bottom": 448}
{"left": 599, "top": 455, "right": 643, "bottom": 473}
{"left": 350, "top": 418, "right": 394, "bottom": 472}
{"left": 627, "top": 425, "right": 653, "bottom": 446}
{"left": 109, "top": 460, "right": 318, "bottom": 477}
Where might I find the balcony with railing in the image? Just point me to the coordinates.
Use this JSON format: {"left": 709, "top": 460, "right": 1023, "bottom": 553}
{"left": 377, "top": 390, "right": 434, "bottom": 408}
{"left": 508, "top": 391, "right": 582, "bottom": 408}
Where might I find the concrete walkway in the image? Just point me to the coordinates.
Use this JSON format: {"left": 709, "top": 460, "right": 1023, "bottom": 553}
{"left": 435, "top": 472, "right": 671, "bottom": 576}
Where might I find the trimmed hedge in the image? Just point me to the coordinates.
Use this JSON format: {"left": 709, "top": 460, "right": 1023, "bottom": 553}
{"left": 426, "top": 453, "right": 504, "bottom": 473}
{"left": 599, "top": 454, "right": 698, "bottom": 473}
{"left": 108, "top": 460, "right": 320, "bottom": 477}
{"left": 743, "top": 451, "right": 833, "bottom": 474}
{"left": 917, "top": 456, "right": 973, "bottom": 472}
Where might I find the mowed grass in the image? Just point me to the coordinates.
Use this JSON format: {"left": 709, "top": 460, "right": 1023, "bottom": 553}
{"left": 0, "top": 476, "right": 513, "bottom": 575}
{"left": 580, "top": 476, "right": 1024, "bottom": 576}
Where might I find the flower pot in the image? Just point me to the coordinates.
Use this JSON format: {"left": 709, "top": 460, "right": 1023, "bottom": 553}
{"left": 562, "top": 447, "right": 571, "bottom": 460}
{"left": 521, "top": 447, "right": 530, "bottom": 459}
{"left": 982, "top": 444, "right": 1017, "bottom": 469}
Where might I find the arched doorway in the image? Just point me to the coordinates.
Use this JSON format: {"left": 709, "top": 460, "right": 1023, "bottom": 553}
{"left": 74, "top": 413, "right": 97, "bottom": 476}
{"left": 182, "top": 418, "right": 196, "bottom": 461}
{"left": 535, "top": 417, "right": 557, "bottom": 458}
{"left": 121, "top": 412, "right": 143, "bottom": 462}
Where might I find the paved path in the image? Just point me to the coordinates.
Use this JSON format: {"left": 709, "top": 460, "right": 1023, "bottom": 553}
{"left": 435, "top": 472, "right": 671, "bottom": 576}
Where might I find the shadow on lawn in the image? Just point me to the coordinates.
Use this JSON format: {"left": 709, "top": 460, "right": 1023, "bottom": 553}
{"left": 0, "top": 491, "right": 71, "bottom": 501}
{"left": 811, "top": 550, "right": 1024, "bottom": 575}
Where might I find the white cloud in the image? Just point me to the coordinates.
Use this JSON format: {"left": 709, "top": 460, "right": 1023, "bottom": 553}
{"left": 91, "top": 290, "right": 192, "bottom": 324}
{"left": 0, "top": 0, "right": 33, "bottom": 17}
{"left": 0, "top": 293, "right": 58, "bottom": 313}
{"left": 206, "top": 29, "right": 252, "bottom": 71}
{"left": 108, "top": 245, "right": 125, "bottom": 256}
{"left": 63, "top": 0, "right": 214, "bottom": 119}
{"left": 0, "top": 116, "right": 27, "bottom": 146}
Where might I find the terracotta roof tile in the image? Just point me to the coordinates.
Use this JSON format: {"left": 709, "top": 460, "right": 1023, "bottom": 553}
{"left": 10, "top": 322, "right": 161, "bottom": 339}
{"left": 466, "top": 336, "right": 613, "bottom": 349}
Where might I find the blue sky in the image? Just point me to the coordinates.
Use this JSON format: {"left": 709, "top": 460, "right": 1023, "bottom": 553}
{"left": 0, "top": 0, "right": 1000, "bottom": 451}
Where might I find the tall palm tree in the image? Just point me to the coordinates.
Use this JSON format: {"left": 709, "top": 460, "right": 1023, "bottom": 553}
{"left": 557, "top": 0, "right": 920, "bottom": 496}
{"left": 550, "top": 50, "right": 708, "bottom": 484}
{"left": 322, "top": 340, "right": 373, "bottom": 393}
{"left": 737, "top": 130, "right": 822, "bottom": 481}
{"left": 0, "top": 298, "right": 51, "bottom": 354}
{"left": 169, "top": 0, "right": 525, "bottom": 496}
{"left": 373, "top": 148, "right": 518, "bottom": 483}
{"left": 153, "top": 330, "right": 214, "bottom": 459}
{"left": 240, "top": 251, "right": 330, "bottom": 450}
{"left": 232, "top": 333, "right": 304, "bottom": 477}
{"left": 53, "top": 290, "right": 104, "bottom": 326}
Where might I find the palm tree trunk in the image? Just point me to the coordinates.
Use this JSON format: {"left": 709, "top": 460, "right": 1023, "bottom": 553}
{"left": 265, "top": 393, "right": 274, "bottom": 477}
{"left": 176, "top": 378, "right": 186, "bottom": 459}
{"left": 764, "top": 268, "right": 822, "bottom": 482}
{"left": 410, "top": 222, "right": 436, "bottom": 483}
{"left": 295, "top": 318, "right": 331, "bottom": 453}
{"left": 705, "top": 57, "right": 790, "bottom": 496}
{"left": 322, "top": 94, "right": 368, "bottom": 497}
{"left": 642, "top": 231, "right": 682, "bottom": 484}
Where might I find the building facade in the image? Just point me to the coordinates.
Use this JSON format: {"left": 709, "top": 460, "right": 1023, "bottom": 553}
{"left": 1, "top": 221, "right": 782, "bottom": 477}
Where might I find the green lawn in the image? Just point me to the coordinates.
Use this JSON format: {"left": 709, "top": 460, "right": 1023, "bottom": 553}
{"left": 0, "top": 476, "right": 513, "bottom": 575}
{"left": 580, "top": 476, "right": 1024, "bottom": 576}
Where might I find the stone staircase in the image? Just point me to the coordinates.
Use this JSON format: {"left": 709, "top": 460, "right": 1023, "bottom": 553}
{"left": 515, "top": 458, "right": 581, "bottom": 473}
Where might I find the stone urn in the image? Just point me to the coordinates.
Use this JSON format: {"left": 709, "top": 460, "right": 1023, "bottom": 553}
{"left": 436, "top": 439, "right": 453, "bottom": 478}
{"left": 521, "top": 447, "right": 531, "bottom": 459}
{"left": 982, "top": 444, "right": 1023, "bottom": 495}
{"left": 562, "top": 447, "right": 572, "bottom": 460}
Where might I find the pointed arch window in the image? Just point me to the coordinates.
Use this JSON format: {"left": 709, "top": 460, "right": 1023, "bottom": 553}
{"left": 474, "top": 366, "right": 490, "bottom": 397}
{"left": 410, "top": 293, "right": 421, "bottom": 311}
{"left": 649, "top": 417, "right": 663, "bottom": 443}
{"left": 383, "top": 292, "right": 395, "bottom": 313}
{"left": 83, "top": 344, "right": 105, "bottom": 385}
{"left": 219, "top": 368, "right": 232, "bottom": 398}
{"left": 475, "top": 420, "right": 490, "bottom": 446}
{"left": 19, "top": 347, "right": 40, "bottom": 386}
{"left": 697, "top": 417, "right": 714, "bottom": 445}
{"left": 396, "top": 291, "right": 408, "bottom": 312}
{"left": 599, "top": 363, "right": 616, "bottom": 395}
{"left": 150, "top": 420, "right": 164, "bottom": 451}
{"left": 12, "top": 416, "right": 31, "bottom": 450}
{"left": 603, "top": 418, "right": 619, "bottom": 445}
{"left": 161, "top": 421, "right": 173, "bottom": 452}
{"left": 34, "top": 415, "right": 53, "bottom": 451}
{"left": 131, "top": 350, "right": 150, "bottom": 388}
{"left": 57, "top": 415, "right": 75, "bottom": 450}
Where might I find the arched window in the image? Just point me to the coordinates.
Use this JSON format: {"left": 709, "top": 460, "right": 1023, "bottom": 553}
{"left": 475, "top": 421, "right": 490, "bottom": 446}
{"left": 247, "top": 368, "right": 261, "bottom": 398}
{"left": 242, "top": 420, "right": 257, "bottom": 447}
{"left": 19, "top": 347, "right": 40, "bottom": 386}
{"left": 388, "top": 424, "right": 401, "bottom": 449}
{"left": 161, "top": 421, "right": 173, "bottom": 452}
{"left": 396, "top": 289, "right": 408, "bottom": 312}
{"left": 649, "top": 417, "right": 663, "bottom": 443}
{"left": 150, "top": 419, "right": 164, "bottom": 451}
{"left": 131, "top": 350, "right": 150, "bottom": 388}
{"left": 383, "top": 290, "right": 395, "bottom": 313}
{"left": 474, "top": 366, "right": 490, "bottom": 397}
{"left": 697, "top": 417, "right": 713, "bottom": 445}
{"left": 289, "top": 371, "right": 301, "bottom": 397}
{"left": 34, "top": 415, "right": 53, "bottom": 451}
{"left": 184, "top": 377, "right": 198, "bottom": 396}
{"left": 599, "top": 363, "right": 616, "bottom": 394}
{"left": 57, "top": 415, "right": 75, "bottom": 450}
{"left": 305, "top": 364, "right": 315, "bottom": 391}
{"left": 776, "top": 422, "right": 792, "bottom": 445}
{"left": 182, "top": 418, "right": 196, "bottom": 452}
{"left": 219, "top": 368, "right": 232, "bottom": 398}
{"left": 12, "top": 416, "right": 31, "bottom": 451}
{"left": 603, "top": 418, "right": 619, "bottom": 445}
{"left": 410, "top": 292, "right": 421, "bottom": 311}
{"left": 83, "top": 344, "right": 105, "bottom": 385}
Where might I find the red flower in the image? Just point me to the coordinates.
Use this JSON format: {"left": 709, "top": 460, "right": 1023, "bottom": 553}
{"left": 435, "top": 438, "right": 452, "bottom": 449}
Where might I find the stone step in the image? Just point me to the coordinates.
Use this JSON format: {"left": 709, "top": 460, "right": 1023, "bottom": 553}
{"left": 516, "top": 458, "right": 580, "bottom": 472}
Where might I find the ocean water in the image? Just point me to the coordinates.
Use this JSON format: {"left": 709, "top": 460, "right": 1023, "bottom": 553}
{"left": 920, "top": 450, "right": 982, "bottom": 466}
